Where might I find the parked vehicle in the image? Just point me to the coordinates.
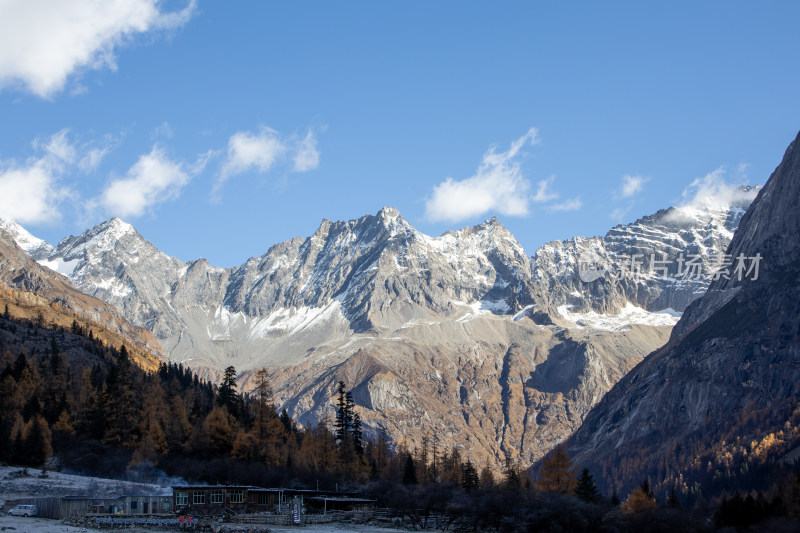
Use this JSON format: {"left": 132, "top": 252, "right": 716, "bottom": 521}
{"left": 7, "top": 504, "right": 38, "bottom": 517}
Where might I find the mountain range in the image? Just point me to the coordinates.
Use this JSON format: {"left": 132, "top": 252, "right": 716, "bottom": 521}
{"left": 0, "top": 182, "right": 757, "bottom": 467}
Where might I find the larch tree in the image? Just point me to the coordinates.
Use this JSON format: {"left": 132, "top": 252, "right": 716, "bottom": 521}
{"left": 534, "top": 445, "right": 577, "bottom": 493}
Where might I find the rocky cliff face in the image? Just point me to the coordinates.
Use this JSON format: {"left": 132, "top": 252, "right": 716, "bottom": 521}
{"left": 564, "top": 131, "right": 800, "bottom": 495}
{"left": 3, "top": 191, "right": 753, "bottom": 467}
{"left": 534, "top": 187, "right": 756, "bottom": 318}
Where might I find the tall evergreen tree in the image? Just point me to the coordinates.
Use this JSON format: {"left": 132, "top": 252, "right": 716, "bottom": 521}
{"left": 334, "top": 381, "right": 353, "bottom": 444}
{"left": 574, "top": 468, "right": 600, "bottom": 502}
{"left": 403, "top": 453, "right": 418, "bottom": 485}
{"left": 352, "top": 411, "right": 363, "bottom": 456}
{"left": 461, "top": 460, "right": 479, "bottom": 492}
{"left": 216, "top": 365, "right": 239, "bottom": 413}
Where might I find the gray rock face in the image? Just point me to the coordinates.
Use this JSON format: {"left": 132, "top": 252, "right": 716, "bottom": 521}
{"left": 533, "top": 188, "right": 757, "bottom": 318}
{"left": 4, "top": 193, "right": 754, "bottom": 467}
{"left": 564, "top": 131, "right": 800, "bottom": 495}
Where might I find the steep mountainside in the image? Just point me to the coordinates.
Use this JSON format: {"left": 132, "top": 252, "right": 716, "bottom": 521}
{"left": 0, "top": 228, "right": 163, "bottom": 368}
{"left": 564, "top": 130, "right": 800, "bottom": 496}
{"left": 4, "top": 194, "right": 753, "bottom": 467}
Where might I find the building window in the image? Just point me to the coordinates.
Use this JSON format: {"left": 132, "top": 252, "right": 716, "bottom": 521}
{"left": 257, "top": 493, "right": 272, "bottom": 505}
{"left": 162, "top": 500, "right": 172, "bottom": 512}
{"left": 229, "top": 490, "right": 243, "bottom": 504}
{"left": 211, "top": 490, "right": 223, "bottom": 504}
{"left": 193, "top": 492, "right": 206, "bottom": 505}
{"left": 130, "top": 500, "right": 138, "bottom": 509}
{"left": 176, "top": 493, "right": 188, "bottom": 506}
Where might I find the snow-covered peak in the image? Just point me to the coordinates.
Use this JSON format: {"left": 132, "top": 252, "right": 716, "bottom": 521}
{"left": 96, "top": 217, "right": 137, "bottom": 240}
{"left": 0, "top": 216, "right": 54, "bottom": 259}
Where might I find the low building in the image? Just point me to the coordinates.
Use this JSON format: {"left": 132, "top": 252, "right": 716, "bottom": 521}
{"left": 172, "top": 485, "right": 261, "bottom": 513}
{"left": 60, "top": 493, "right": 172, "bottom": 518}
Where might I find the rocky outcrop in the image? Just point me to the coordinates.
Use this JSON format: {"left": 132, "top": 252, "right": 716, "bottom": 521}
{"left": 564, "top": 131, "right": 800, "bottom": 496}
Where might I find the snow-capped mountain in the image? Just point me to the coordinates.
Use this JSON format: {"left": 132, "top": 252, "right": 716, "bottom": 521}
{"left": 2, "top": 194, "right": 755, "bottom": 466}
{"left": 534, "top": 186, "right": 758, "bottom": 320}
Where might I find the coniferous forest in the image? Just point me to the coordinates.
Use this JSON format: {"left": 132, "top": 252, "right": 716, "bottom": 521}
{"left": 2, "top": 308, "right": 800, "bottom": 532}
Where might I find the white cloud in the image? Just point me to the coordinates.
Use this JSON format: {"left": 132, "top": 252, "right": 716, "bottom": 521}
{"left": 617, "top": 174, "right": 648, "bottom": 198}
{"left": 217, "top": 128, "right": 286, "bottom": 190}
{"left": 0, "top": 0, "right": 196, "bottom": 98}
{"left": 425, "top": 128, "right": 538, "bottom": 223}
{"left": 100, "top": 146, "right": 190, "bottom": 218}
{"left": 0, "top": 130, "right": 76, "bottom": 224}
{"left": 548, "top": 197, "right": 583, "bottom": 212}
{"left": 293, "top": 130, "right": 320, "bottom": 172}
{"left": 0, "top": 165, "right": 69, "bottom": 225}
{"left": 679, "top": 167, "right": 759, "bottom": 211}
{"left": 214, "top": 127, "right": 323, "bottom": 197}
{"left": 533, "top": 175, "right": 558, "bottom": 203}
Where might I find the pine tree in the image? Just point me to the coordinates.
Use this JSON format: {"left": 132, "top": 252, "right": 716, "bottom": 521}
{"left": 352, "top": 411, "right": 363, "bottom": 456}
{"left": 574, "top": 468, "right": 600, "bottom": 502}
{"left": 479, "top": 461, "right": 495, "bottom": 488}
{"left": 216, "top": 366, "right": 239, "bottom": 413}
{"left": 461, "top": 460, "right": 479, "bottom": 492}
{"left": 334, "top": 381, "right": 350, "bottom": 443}
{"left": 403, "top": 453, "right": 418, "bottom": 485}
{"left": 503, "top": 461, "right": 521, "bottom": 489}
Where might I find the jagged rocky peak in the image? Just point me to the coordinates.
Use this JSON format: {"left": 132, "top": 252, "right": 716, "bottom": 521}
{"left": 531, "top": 184, "right": 758, "bottom": 317}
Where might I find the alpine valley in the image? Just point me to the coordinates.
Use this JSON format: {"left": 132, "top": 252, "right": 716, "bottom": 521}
{"left": 0, "top": 184, "right": 758, "bottom": 467}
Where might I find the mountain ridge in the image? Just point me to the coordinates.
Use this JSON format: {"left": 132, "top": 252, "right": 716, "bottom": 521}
{"left": 1, "top": 189, "right": 756, "bottom": 467}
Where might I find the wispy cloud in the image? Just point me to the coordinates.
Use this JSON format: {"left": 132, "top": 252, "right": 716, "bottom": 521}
{"left": 293, "top": 130, "right": 321, "bottom": 172}
{"left": 533, "top": 175, "right": 558, "bottom": 203}
{"left": 548, "top": 197, "right": 583, "bottom": 212}
{"left": 0, "top": 0, "right": 196, "bottom": 98}
{"left": 425, "top": 128, "right": 538, "bottom": 223}
{"left": 100, "top": 146, "right": 191, "bottom": 218}
{"left": 617, "top": 174, "right": 648, "bottom": 198}
{"left": 214, "top": 127, "right": 322, "bottom": 198}
{"left": 0, "top": 130, "right": 76, "bottom": 224}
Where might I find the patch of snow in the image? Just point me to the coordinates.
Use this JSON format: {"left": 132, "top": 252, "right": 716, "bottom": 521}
{"left": 39, "top": 257, "right": 80, "bottom": 276}
{"left": 557, "top": 302, "right": 680, "bottom": 331}
{"left": 248, "top": 300, "right": 344, "bottom": 338}
{"left": 454, "top": 299, "right": 511, "bottom": 322}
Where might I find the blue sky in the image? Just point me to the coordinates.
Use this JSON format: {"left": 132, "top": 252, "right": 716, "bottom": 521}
{"left": 1, "top": 1, "right": 799, "bottom": 267}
